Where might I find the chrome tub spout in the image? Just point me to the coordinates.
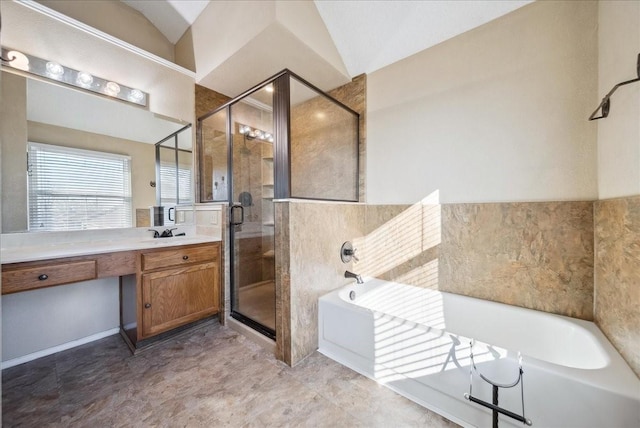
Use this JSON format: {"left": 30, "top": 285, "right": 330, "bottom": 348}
{"left": 344, "top": 270, "right": 363, "bottom": 284}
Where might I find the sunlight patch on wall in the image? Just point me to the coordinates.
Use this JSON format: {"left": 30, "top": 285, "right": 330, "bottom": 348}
{"left": 359, "top": 190, "right": 441, "bottom": 285}
{"left": 395, "top": 258, "right": 439, "bottom": 289}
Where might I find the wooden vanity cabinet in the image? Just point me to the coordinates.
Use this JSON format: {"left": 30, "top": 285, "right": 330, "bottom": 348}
{"left": 1, "top": 251, "right": 136, "bottom": 295}
{"left": 1, "top": 241, "right": 221, "bottom": 352}
{"left": 136, "top": 242, "right": 220, "bottom": 342}
{"left": 2, "top": 259, "right": 96, "bottom": 294}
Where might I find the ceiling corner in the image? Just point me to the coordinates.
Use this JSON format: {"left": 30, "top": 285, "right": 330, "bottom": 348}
{"left": 275, "top": 0, "right": 350, "bottom": 79}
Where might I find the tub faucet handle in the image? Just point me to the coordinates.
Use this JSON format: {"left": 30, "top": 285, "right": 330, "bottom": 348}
{"left": 340, "top": 241, "right": 359, "bottom": 263}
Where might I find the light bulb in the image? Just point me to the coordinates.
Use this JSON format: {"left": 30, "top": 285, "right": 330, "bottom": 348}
{"left": 45, "top": 61, "right": 64, "bottom": 79}
{"left": 104, "top": 81, "right": 121, "bottom": 96}
{"left": 128, "top": 89, "right": 144, "bottom": 103}
{"left": 76, "top": 71, "right": 94, "bottom": 88}
{"left": 265, "top": 85, "right": 274, "bottom": 93}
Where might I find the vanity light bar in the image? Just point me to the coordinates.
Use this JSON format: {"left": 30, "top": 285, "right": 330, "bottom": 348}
{"left": 1, "top": 47, "right": 148, "bottom": 107}
{"left": 238, "top": 123, "right": 274, "bottom": 143}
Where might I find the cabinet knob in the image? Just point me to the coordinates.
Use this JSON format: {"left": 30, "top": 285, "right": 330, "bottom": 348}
{"left": 38, "top": 274, "right": 49, "bottom": 281}
{"left": 182, "top": 255, "right": 189, "bottom": 260}
{"left": 144, "top": 303, "right": 151, "bottom": 309}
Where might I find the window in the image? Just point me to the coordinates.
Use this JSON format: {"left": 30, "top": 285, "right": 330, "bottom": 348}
{"left": 28, "top": 142, "right": 132, "bottom": 231}
{"left": 159, "top": 159, "right": 193, "bottom": 206}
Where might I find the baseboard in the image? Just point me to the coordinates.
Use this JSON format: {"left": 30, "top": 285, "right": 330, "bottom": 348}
{"left": 1, "top": 328, "right": 120, "bottom": 370}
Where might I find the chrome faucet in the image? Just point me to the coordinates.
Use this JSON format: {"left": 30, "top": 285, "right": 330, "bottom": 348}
{"left": 344, "top": 270, "right": 363, "bottom": 284}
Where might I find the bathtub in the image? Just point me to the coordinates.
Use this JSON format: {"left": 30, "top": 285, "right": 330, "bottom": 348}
{"left": 318, "top": 279, "right": 640, "bottom": 428}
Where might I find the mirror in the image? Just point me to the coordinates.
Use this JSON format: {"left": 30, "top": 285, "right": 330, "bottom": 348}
{"left": 153, "top": 125, "right": 194, "bottom": 226}
{"left": 0, "top": 70, "right": 192, "bottom": 233}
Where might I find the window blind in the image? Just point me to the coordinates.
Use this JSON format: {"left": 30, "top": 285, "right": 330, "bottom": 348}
{"left": 159, "top": 160, "right": 193, "bottom": 206}
{"left": 28, "top": 142, "right": 133, "bottom": 231}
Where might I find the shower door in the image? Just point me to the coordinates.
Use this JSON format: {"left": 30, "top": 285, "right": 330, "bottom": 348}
{"left": 228, "top": 90, "right": 276, "bottom": 339}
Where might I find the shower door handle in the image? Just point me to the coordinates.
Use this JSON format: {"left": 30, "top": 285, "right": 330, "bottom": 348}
{"left": 230, "top": 204, "right": 244, "bottom": 226}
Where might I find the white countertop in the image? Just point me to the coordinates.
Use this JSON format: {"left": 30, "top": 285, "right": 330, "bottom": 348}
{"left": 1, "top": 227, "right": 221, "bottom": 264}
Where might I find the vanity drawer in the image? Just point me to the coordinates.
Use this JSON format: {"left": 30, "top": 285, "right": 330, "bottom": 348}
{"left": 141, "top": 244, "right": 219, "bottom": 271}
{"left": 2, "top": 260, "right": 97, "bottom": 294}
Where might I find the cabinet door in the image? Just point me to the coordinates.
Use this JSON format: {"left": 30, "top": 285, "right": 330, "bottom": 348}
{"left": 141, "top": 261, "right": 219, "bottom": 338}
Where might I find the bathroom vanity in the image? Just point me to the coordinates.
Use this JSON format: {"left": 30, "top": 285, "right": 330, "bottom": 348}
{"left": 1, "top": 235, "right": 221, "bottom": 352}
{"left": 127, "top": 241, "right": 221, "bottom": 347}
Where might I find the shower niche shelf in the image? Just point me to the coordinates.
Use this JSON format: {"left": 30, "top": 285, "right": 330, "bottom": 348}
{"left": 261, "top": 141, "right": 275, "bottom": 267}
{"left": 262, "top": 250, "right": 275, "bottom": 258}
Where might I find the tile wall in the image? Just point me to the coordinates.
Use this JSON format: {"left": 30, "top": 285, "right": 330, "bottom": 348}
{"left": 276, "top": 201, "right": 365, "bottom": 366}
{"left": 594, "top": 196, "right": 640, "bottom": 376}
{"left": 361, "top": 201, "right": 594, "bottom": 319}
{"left": 440, "top": 202, "right": 594, "bottom": 319}
{"left": 329, "top": 74, "right": 367, "bottom": 202}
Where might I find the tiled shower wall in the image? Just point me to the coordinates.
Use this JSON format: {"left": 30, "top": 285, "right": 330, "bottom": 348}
{"left": 594, "top": 196, "right": 640, "bottom": 376}
{"left": 326, "top": 74, "right": 367, "bottom": 202}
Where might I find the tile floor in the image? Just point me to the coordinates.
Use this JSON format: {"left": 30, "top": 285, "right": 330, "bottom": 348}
{"left": 2, "top": 321, "right": 459, "bottom": 427}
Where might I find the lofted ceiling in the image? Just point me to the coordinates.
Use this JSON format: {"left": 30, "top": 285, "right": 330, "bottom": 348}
{"left": 123, "top": 0, "right": 533, "bottom": 95}
{"left": 121, "top": 0, "right": 209, "bottom": 44}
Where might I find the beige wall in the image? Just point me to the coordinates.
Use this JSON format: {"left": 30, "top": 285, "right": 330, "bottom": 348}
{"left": 0, "top": 73, "right": 28, "bottom": 232}
{"left": 596, "top": 1, "right": 640, "bottom": 198}
{"left": 175, "top": 27, "right": 196, "bottom": 72}
{"left": 367, "top": 0, "right": 598, "bottom": 204}
{"left": 37, "top": 0, "right": 175, "bottom": 62}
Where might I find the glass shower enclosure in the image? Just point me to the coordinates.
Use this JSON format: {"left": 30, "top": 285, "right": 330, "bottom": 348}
{"left": 198, "top": 70, "right": 359, "bottom": 339}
